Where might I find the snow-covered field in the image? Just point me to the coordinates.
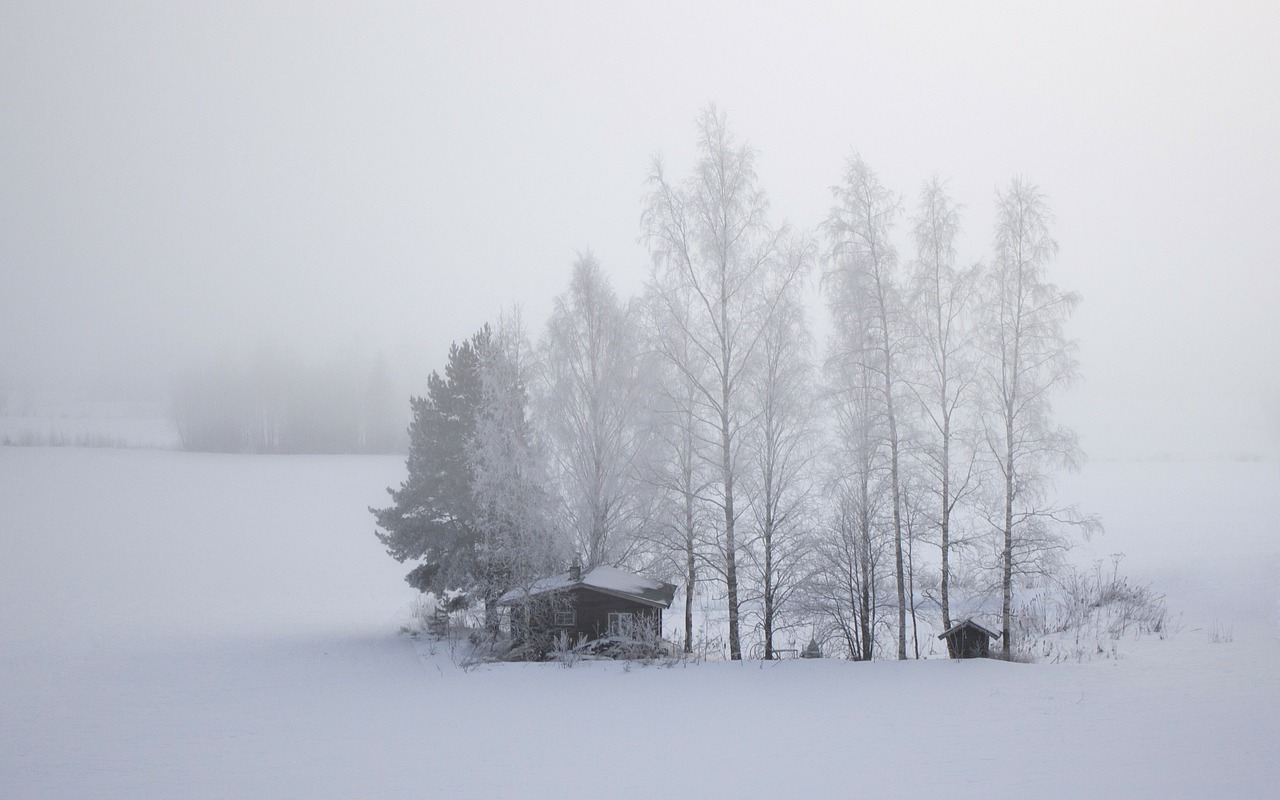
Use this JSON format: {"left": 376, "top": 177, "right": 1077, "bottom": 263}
{"left": 2, "top": 447, "right": 1277, "bottom": 798}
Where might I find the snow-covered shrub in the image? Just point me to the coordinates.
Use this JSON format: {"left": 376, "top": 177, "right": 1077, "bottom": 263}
{"left": 407, "top": 595, "right": 434, "bottom": 634}
{"left": 456, "top": 629, "right": 514, "bottom": 669}
{"left": 403, "top": 594, "right": 456, "bottom": 640}
{"left": 1012, "top": 556, "right": 1168, "bottom": 661}
{"left": 569, "top": 614, "right": 667, "bottom": 663}
{"left": 1207, "top": 620, "right": 1233, "bottom": 644}
{"left": 548, "top": 631, "right": 584, "bottom": 667}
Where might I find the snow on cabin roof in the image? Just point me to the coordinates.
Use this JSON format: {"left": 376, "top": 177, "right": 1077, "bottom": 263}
{"left": 498, "top": 565, "right": 676, "bottom": 608}
{"left": 582, "top": 565, "right": 677, "bottom": 607}
{"left": 937, "top": 618, "right": 1001, "bottom": 640}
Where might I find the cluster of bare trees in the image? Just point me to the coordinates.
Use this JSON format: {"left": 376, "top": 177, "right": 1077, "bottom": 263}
{"left": 809, "top": 148, "right": 1096, "bottom": 660}
{"left": 377, "top": 106, "right": 1093, "bottom": 660}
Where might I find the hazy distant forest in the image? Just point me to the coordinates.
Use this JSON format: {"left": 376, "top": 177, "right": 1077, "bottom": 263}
{"left": 369, "top": 107, "right": 1132, "bottom": 663}
{"left": 172, "top": 349, "right": 402, "bottom": 454}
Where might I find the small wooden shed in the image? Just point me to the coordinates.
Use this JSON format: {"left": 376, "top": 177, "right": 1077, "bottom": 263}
{"left": 938, "top": 619, "right": 1001, "bottom": 659}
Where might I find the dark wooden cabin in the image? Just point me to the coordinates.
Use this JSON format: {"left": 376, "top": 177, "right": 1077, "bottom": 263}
{"left": 499, "top": 561, "right": 676, "bottom": 657}
{"left": 938, "top": 619, "right": 1001, "bottom": 659}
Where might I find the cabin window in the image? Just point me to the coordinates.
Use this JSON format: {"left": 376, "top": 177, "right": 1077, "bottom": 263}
{"left": 607, "top": 612, "right": 633, "bottom": 636}
{"left": 554, "top": 610, "right": 575, "bottom": 626}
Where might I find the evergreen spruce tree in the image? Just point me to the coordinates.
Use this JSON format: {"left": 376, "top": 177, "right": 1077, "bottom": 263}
{"left": 372, "top": 327, "right": 490, "bottom": 595}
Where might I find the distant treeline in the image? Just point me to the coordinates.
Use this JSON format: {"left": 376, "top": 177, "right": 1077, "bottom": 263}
{"left": 172, "top": 350, "right": 404, "bottom": 454}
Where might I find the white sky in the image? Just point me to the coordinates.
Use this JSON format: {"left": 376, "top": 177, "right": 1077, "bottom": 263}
{"left": 2, "top": 1, "right": 1278, "bottom": 459}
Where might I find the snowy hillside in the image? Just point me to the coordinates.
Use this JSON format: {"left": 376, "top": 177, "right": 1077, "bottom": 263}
{"left": 2, "top": 448, "right": 1277, "bottom": 798}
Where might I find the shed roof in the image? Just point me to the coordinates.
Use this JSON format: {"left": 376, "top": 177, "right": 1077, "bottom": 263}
{"left": 937, "top": 619, "right": 1001, "bottom": 641}
{"left": 498, "top": 565, "right": 676, "bottom": 609}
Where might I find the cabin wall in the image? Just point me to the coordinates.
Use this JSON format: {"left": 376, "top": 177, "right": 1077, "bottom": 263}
{"left": 506, "top": 588, "right": 665, "bottom": 657}
{"left": 567, "top": 588, "right": 661, "bottom": 642}
{"left": 507, "top": 592, "right": 576, "bottom": 654}
{"left": 945, "top": 628, "right": 992, "bottom": 659}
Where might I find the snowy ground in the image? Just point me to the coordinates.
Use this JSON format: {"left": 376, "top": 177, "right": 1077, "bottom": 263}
{"left": 2, "top": 447, "right": 1277, "bottom": 798}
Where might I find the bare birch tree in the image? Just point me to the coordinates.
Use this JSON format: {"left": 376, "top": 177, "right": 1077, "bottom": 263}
{"left": 744, "top": 279, "right": 816, "bottom": 659}
{"left": 642, "top": 285, "right": 714, "bottom": 654}
{"left": 823, "top": 153, "right": 912, "bottom": 659}
{"left": 811, "top": 221, "right": 891, "bottom": 661}
{"left": 906, "top": 177, "right": 982, "bottom": 633}
{"left": 980, "top": 178, "right": 1098, "bottom": 656}
{"left": 537, "top": 253, "right": 652, "bottom": 568}
{"left": 642, "top": 106, "right": 806, "bottom": 660}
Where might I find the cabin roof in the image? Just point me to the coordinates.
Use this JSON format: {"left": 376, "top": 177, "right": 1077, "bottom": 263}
{"left": 498, "top": 565, "right": 676, "bottom": 609}
{"left": 937, "top": 618, "right": 1001, "bottom": 641}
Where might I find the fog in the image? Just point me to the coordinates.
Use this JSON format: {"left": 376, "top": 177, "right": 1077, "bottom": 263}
{"left": 3, "top": 2, "right": 1277, "bottom": 459}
